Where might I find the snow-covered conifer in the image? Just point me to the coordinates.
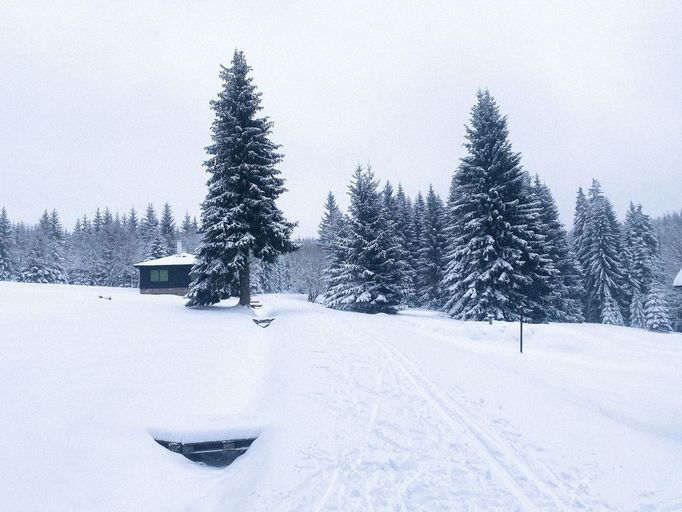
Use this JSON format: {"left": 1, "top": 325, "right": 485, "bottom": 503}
{"left": 410, "top": 192, "right": 426, "bottom": 303}
{"left": 442, "top": 90, "right": 553, "bottom": 321}
{"left": 394, "top": 184, "right": 416, "bottom": 303}
{"left": 629, "top": 292, "right": 646, "bottom": 329}
{"left": 319, "top": 192, "right": 347, "bottom": 303}
{"left": 187, "top": 50, "right": 295, "bottom": 307}
{"left": 147, "top": 227, "right": 168, "bottom": 260}
{"left": 531, "top": 176, "right": 584, "bottom": 322}
{"left": 160, "top": 203, "right": 177, "bottom": 254}
{"left": 93, "top": 208, "right": 104, "bottom": 233}
{"left": 645, "top": 282, "right": 673, "bottom": 332}
{"left": 580, "top": 180, "right": 628, "bottom": 323}
{"left": 66, "top": 217, "right": 89, "bottom": 285}
{"left": 318, "top": 192, "right": 344, "bottom": 252}
{"left": 127, "top": 207, "right": 139, "bottom": 235}
{"left": 180, "top": 212, "right": 199, "bottom": 253}
{"left": 140, "top": 204, "right": 159, "bottom": 248}
{"left": 323, "top": 165, "right": 410, "bottom": 313}
{"left": 573, "top": 187, "right": 588, "bottom": 264}
{"left": 0, "top": 207, "right": 14, "bottom": 280}
{"left": 381, "top": 180, "right": 413, "bottom": 301}
{"left": 20, "top": 211, "right": 68, "bottom": 284}
{"left": 601, "top": 288, "right": 625, "bottom": 326}
{"left": 416, "top": 185, "right": 447, "bottom": 309}
{"left": 621, "top": 203, "right": 672, "bottom": 330}
{"left": 623, "top": 203, "right": 659, "bottom": 294}
{"left": 394, "top": 185, "right": 414, "bottom": 254}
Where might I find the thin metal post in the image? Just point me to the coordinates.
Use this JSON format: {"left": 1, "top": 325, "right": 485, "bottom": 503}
{"left": 519, "top": 306, "right": 524, "bottom": 354}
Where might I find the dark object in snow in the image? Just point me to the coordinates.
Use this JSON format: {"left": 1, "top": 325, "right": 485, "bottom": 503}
{"left": 155, "top": 437, "right": 256, "bottom": 467}
{"left": 253, "top": 318, "right": 275, "bottom": 328}
{"left": 250, "top": 300, "right": 263, "bottom": 309}
{"left": 98, "top": 295, "right": 112, "bottom": 300}
{"left": 519, "top": 306, "right": 524, "bottom": 354}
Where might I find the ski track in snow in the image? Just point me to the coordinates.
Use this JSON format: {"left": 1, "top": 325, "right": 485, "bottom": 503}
{"left": 268, "top": 309, "right": 609, "bottom": 511}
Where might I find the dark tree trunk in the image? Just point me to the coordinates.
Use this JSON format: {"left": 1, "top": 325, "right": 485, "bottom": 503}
{"left": 239, "top": 262, "right": 250, "bottom": 306}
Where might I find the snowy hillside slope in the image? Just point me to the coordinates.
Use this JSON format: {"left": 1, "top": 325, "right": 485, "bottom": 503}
{"left": 1, "top": 282, "right": 681, "bottom": 511}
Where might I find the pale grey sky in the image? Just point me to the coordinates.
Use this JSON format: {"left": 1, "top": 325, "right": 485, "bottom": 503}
{"left": 1, "top": 1, "right": 680, "bottom": 236}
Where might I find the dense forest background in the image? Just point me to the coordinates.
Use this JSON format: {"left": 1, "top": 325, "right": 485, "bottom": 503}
{"left": 0, "top": 198, "right": 680, "bottom": 331}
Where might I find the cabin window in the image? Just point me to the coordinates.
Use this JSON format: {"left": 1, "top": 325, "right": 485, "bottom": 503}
{"left": 150, "top": 269, "right": 169, "bottom": 282}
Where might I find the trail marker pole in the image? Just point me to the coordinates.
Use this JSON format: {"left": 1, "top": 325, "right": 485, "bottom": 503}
{"left": 519, "top": 306, "right": 524, "bottom": 354}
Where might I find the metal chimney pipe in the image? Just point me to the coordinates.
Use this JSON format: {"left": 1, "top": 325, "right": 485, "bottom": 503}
{"left": 177, "top": 240, "right": 183, "bottom": 255}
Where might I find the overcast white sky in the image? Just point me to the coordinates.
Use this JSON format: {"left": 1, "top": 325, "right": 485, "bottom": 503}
{"left": 1, "top": 1, "right": 680, "bottom": 237}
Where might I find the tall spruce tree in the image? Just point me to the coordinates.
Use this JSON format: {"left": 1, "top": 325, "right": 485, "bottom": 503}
{"left": 381, "top": 180, "right": 413, "bottom": 300}
{"left": 160, "top": 203, "right": 177, "bottom": 254}
{"left": 623, "top": 203, "right": 659, "bottom": 295}
{"left": 394, "top": 185, "right": 414, "bottom": 256}
{"left": 180, "top": 212, "right": 200, "bottom": 253}
{"left": 601, "top": 288, "right": 625, "bottom": 326}
{"left": 187, "top": 50, "right": 295, "bottom": 307}
{"left": 319, "top": 191, "right": 346, "bottom": 302}
{"left": 146, "top": 226, "right": 167, "bottom": 260}
{"left": 573, "top": 187, "right": 588, "bottom": 264}
{"left": 66, "top": 217, "right": 87, "bottom": 285}
{"left": 411, "top": 192, "right": 426, "bottom": 304}
{"left": 68, "top": 214, "right": 95, "bottom": 285}
{"left": 382, "top": 181, "right": 397, "bottom": 215}
{"left": 323, "top": 165, "right": 410, "bottom": 313}
{"left": 444, "top": 173, "right": 460, "bottom": 240}
{"left": 416, "top": 185, "right": 447, "bottom": 309}
{"left": 127, "top": 207, "right": 139, "bottom": 235}
{"left": 629, "top": 292, "right": 646, "bottom": 329}
{"left": 645, "top": 282, "right": 673, "bottom": 332}
{"left": 140, "top": 204, "right": 159, "bottom": 260}
{"left": 442, "top": 90, "right": 552, "bottom": 321}
{"left": 93, "top": 208, "right": 103, "bottom": 233}
{"left": 394, "top": 184, "right": 416, "bottom": 303}
{"left": 580, "top": 180, "right": 628, "bottom": 323}
{"left": 20, "top": 210, "right": 68, "bottom": 284}
{"left": 442, "top": 174, "right": 461, "bottom": 307}
{"left": 530, "top": 176, "right": 584, "bottom": 322}
{"left": 0, "top": 207, "right": 14, "bottom": 280}
{"left": 318, "top": 192, "right": 344, "bottom": 252}
{"left": 622, "top": 202, "right": 672, "bottom": 330}
{"left": 514, "top": 173, "right": 558, "bottom": 322}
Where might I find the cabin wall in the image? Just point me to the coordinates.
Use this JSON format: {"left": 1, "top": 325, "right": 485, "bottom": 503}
{"left": 138, "top": 265, "right": 192, "bottom": 295}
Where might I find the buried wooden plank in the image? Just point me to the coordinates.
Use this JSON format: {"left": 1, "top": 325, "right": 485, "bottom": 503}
{"left": 155, "top": 437, "right": 257, "bottom": 467}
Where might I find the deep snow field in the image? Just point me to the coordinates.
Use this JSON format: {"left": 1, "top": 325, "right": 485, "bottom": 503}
{"left": 1, "top": 282, "right": 681, "bottom": 511}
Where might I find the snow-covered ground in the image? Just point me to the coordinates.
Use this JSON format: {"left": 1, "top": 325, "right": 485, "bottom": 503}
{"left": 1, "top": 282, "right": 681, "bottom": 511}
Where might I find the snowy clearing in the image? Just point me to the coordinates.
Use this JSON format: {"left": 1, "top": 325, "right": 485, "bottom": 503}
{"left": 1, "top": 282, "right": 681, "bottom": 511}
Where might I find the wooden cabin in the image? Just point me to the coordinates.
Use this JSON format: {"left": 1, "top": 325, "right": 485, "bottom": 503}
{"left": 133, "top": 246, "right": 196, "bottom": 296}
{"left": 674, "top": 268, "right": 682, "bottom": 288}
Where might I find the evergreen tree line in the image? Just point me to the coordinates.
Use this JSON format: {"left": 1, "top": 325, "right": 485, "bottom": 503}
{"left": 653, "top": 210, "right": 682, "bottom": 331}
{"left": 0, "top": 203, "right": 324, "bottom": 299}
{"left": 318, "top": 90, "right": 675, "bottom": 332}
{"left": 573, "top": 182, "right": 672, "bottom": 331}
{"left": 0, "top": 204, "right": 200, "bottom": 287}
